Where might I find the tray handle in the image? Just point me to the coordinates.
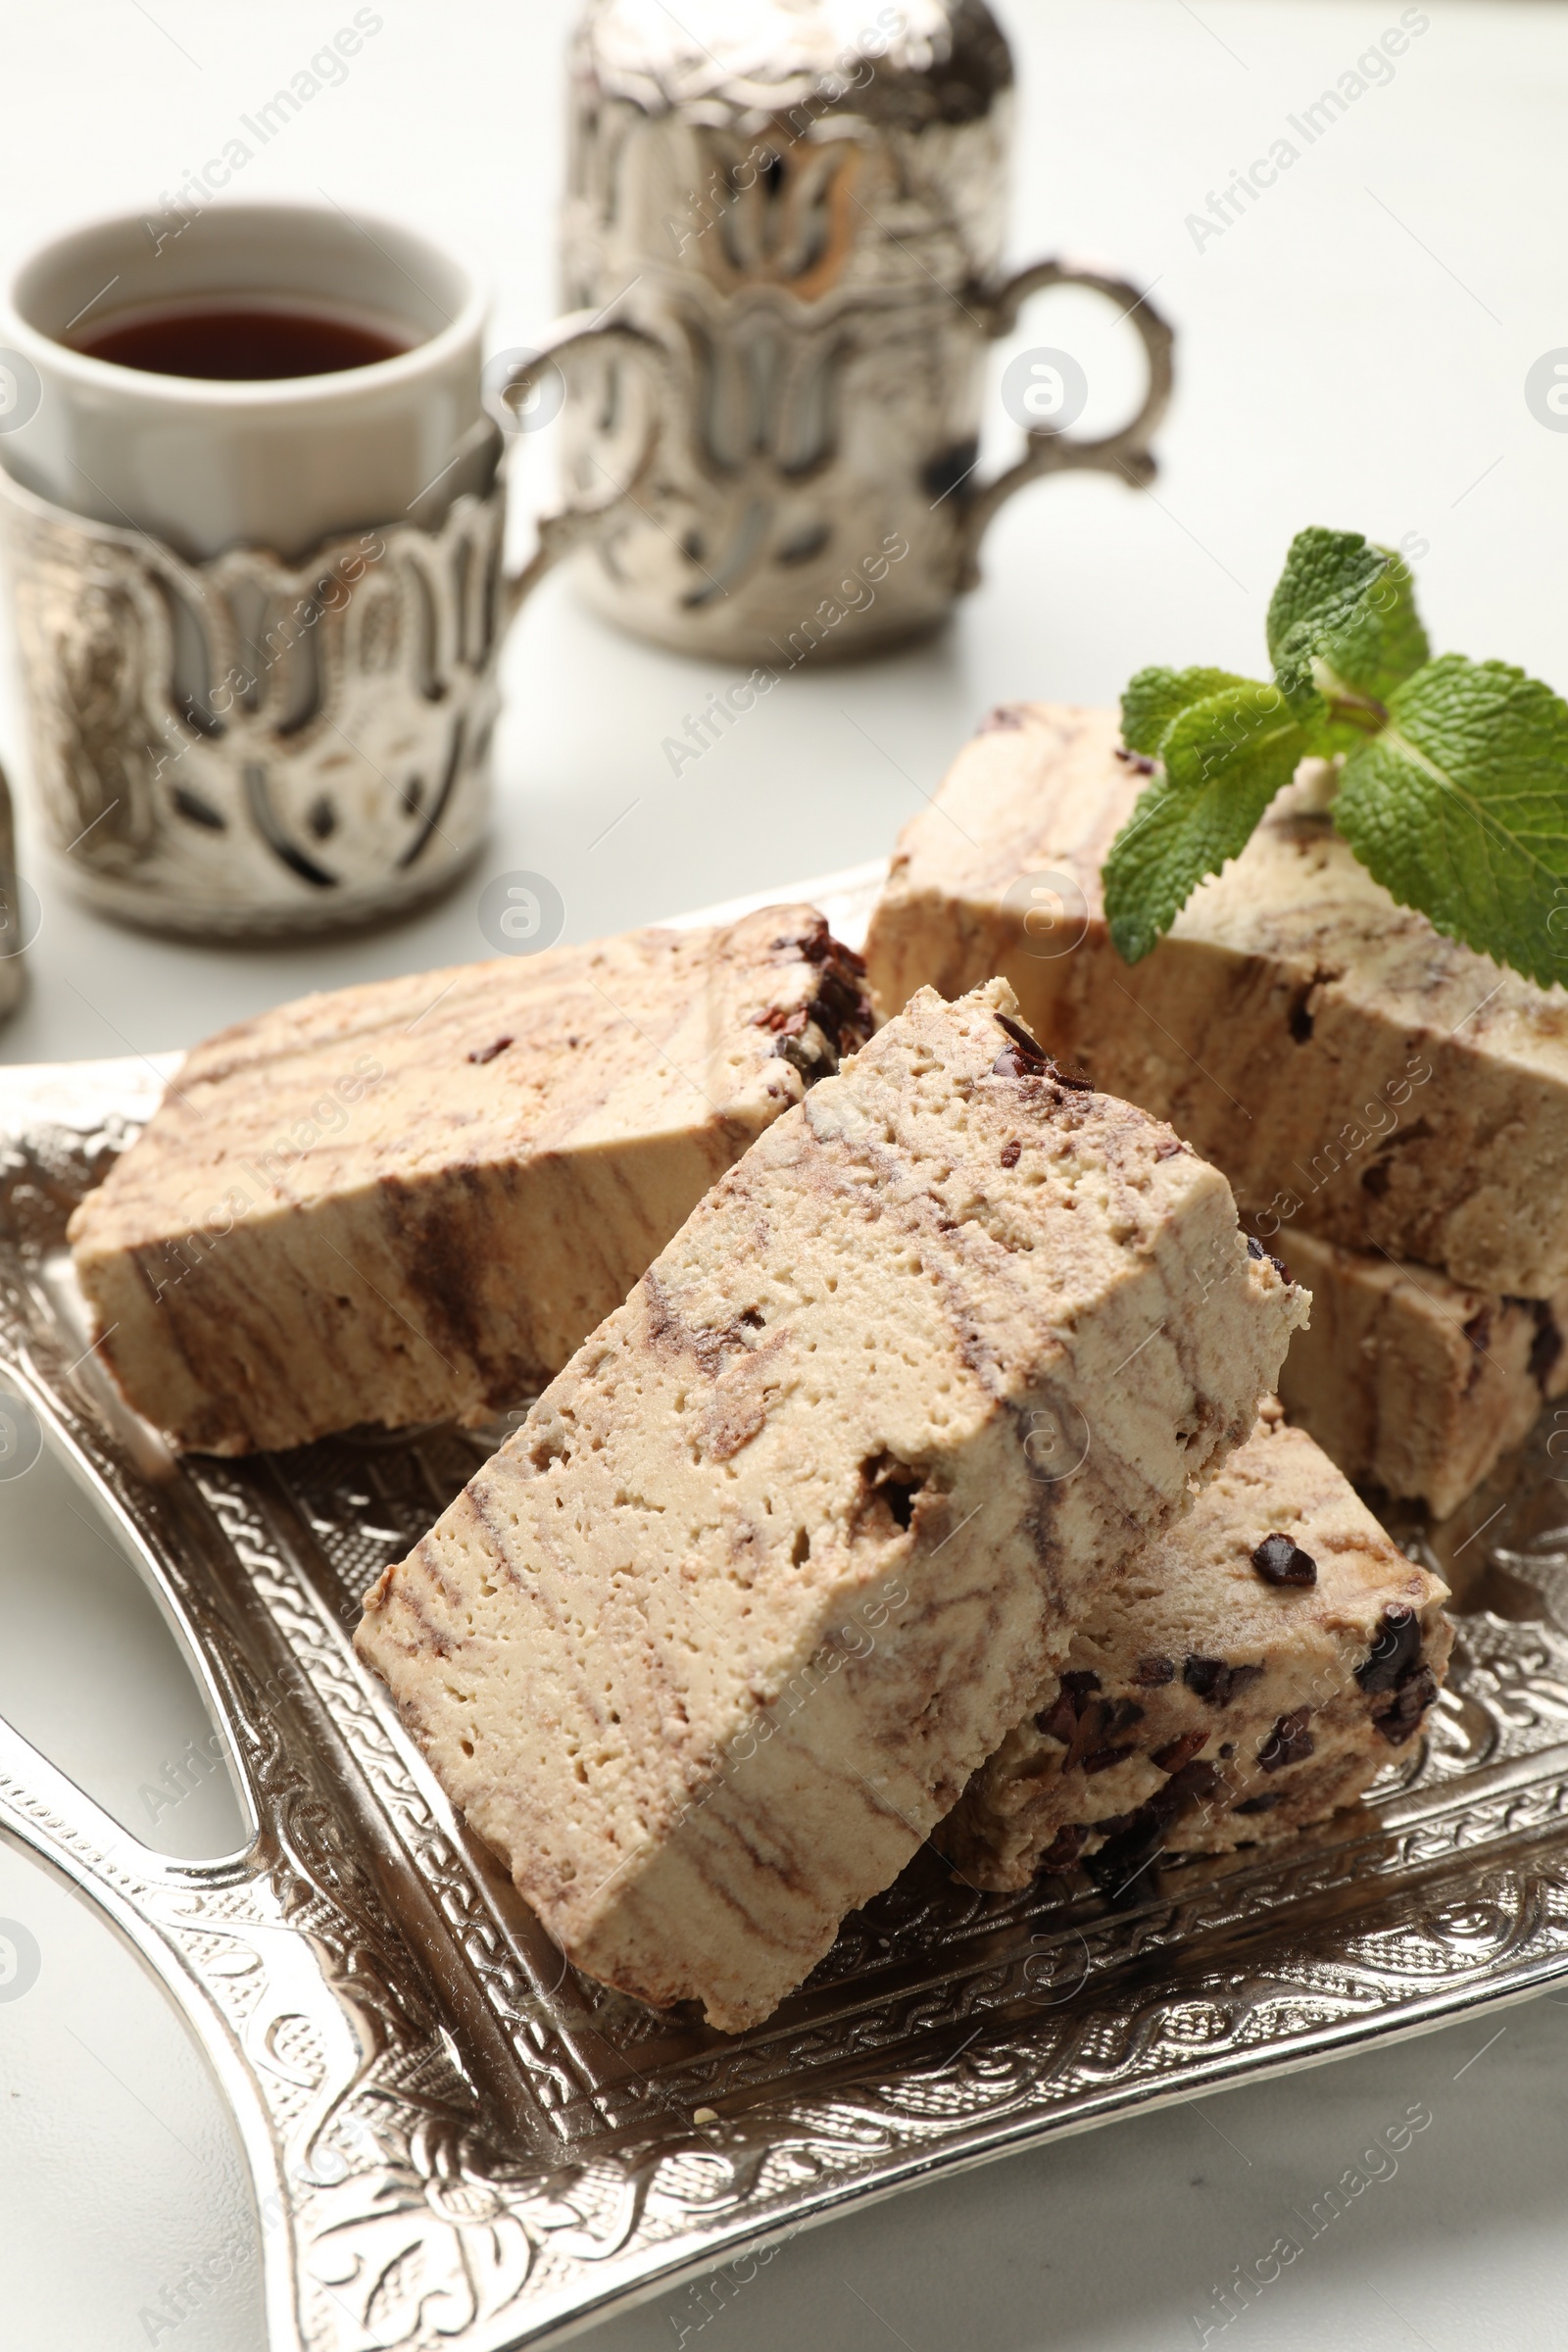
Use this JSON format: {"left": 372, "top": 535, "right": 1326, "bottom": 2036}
{"left": 0, "top": 1708, "right": 380, "bottom": 2352}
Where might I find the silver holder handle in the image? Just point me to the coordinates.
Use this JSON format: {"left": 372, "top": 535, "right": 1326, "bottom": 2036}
{"left": 486, "top": 312, "right": 675, "bottom": 626}
{"left": 958, "top": 258, "right": 1175, "bottom": 591}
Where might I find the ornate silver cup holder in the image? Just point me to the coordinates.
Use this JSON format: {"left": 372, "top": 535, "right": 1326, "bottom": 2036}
{"left": 0, "top": 367, "right": 664, "bottom": 941}
{"left": 0, "top": 456, "right": 513, "bottom": 938}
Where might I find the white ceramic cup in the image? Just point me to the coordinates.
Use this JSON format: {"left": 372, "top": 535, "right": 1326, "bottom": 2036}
{"left": 0, "top": 201, "right": 489, "bottom": 562}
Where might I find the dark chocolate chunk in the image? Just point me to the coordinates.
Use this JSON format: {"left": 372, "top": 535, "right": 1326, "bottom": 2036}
{"left": 1251, "top": 1531, "right": 1318, "bottom": 1588}
{"left": 1164, "top": 1758, "right": 1223, "bottom": 1808}
{"left": 1152, "top": 1729, "right": 1207, "bottom": 1775}
{"left": 1234, "top": 1790, "right": 1282, "bottom": 1814}
{"left": 1354, "top": 1605, "right": 1422, "bottom": 1695}
{"left": 1000, "top": 1138, "right": 1021, "bottom": 1168}
{"left": 1374, "top": 1664, "right": 1439, "bottom": 1745}
{"left": 763, "top": 923, "right": 873, "bottom": 1067}
{"left": 1083, "top": 1759, "right": 1222, "bottom": 1893}
{"left": 1133, "top": 1653, "right": 1175, "bottom": 1687}
{"left": 1183, "top": 1654, "right": 1265, "bottom": 1707}
{"left": 773, "top": 1030, "right": 822, "bottom": 1077}
{"left": 828, "top": 933, "right": 868, "bottom": 976}
{"left": 1244, "top": 1234, "right": 1293, "bottom": 1282}
{"left": 1034, "top": 1693, "right": 1077, "bottom": 1742}
{"left": 1218, "top": 1742, "right": 1235, "bottom": 1759}
{"left": 990, "top": 1010, "right": 1094, "bottom": 1089}
{"left": 1035, "top": 1822, "right": 1089, "bottom": 1873}
{"left": 1081, "top": 1691, "right": 1136, "bottom": 1767}
{"left": 1257, "top": 1706, "right": 1315, "bottom": 1772}
{"left": 991, "top": 1044, "right": 1051, "bottom": 1080}
{"left": 1036, "top": 1677, "right": 1144, "bottom": 1772}
{"left": 1034, "top": 1669, "right": 1101, "bottom": 1744}
{"left": 1113, "top": 744, "right": 1157, "bottom": 775}
{"left": 812, "top": 959, "right": 873, "bottom": 1044}
{"left": 467, "top": 1035, "right": 513, "bottom": 1065}
{"left": 995, "top": 1010, "right": 1050, "bottom": 1068}
{"left": 1083, "top": 1804, "right": 1166, "bottom": 1892}
{"left": 1082, "top": 1743, "right": 1138, "bottom": 1775}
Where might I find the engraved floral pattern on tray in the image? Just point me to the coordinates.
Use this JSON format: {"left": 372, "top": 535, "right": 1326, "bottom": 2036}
{"left": 3, "top": 1047, "right": 1568, "bottom": 2352}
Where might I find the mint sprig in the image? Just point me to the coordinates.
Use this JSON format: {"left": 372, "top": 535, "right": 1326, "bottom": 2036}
{"left": 1120, "top": 665, "right": 1251, "bottom": 756}
{"left": 1265, "top": 526, "right": 1429, "bottom": 749}
{"left": 1103, "top": 527, "right": 1568, "bottom": 989}
{"left": 1103, "top": 682, "right": 1305, "bottom": 963}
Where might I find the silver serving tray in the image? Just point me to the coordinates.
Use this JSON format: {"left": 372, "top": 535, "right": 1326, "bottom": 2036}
{"left": 5, "top": 863, "right": 1568, "bottom": 2352}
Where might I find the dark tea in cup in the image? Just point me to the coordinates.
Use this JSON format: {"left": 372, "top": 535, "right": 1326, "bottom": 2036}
{"left": 72, "top": 297, "right": 415, "bottom": 380}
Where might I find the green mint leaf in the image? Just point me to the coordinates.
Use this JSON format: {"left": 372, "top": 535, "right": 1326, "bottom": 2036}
{"left": 1335, "top": 655, "right": 1568, "bottom": 990}
{"left": 1266, "top": 527, "right": 1431, "bottom": 753}
{"left": 1104, "top": 682, "right": 1308, "bottom": 961}
{"left": 1121, "top": 666, "right": 1251, "bottom": 757}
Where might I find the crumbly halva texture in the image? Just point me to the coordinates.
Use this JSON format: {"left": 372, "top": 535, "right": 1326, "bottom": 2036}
{"left": 1275, "top": 1230, "right": 1568, "bottom": 1520}
{"left": 355, "top": 980, "right": 1305, "bottom": 2031}
{"left": 938, "top": 1401, "right": 1452, "bottom": 1893}
{"left": 863, "top": 703, "right": 1568, "bottom": 1296}
{"left": 68, "top": 908, "right": 872, "bottom": 1454}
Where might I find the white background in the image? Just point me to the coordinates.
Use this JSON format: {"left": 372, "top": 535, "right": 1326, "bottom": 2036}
{"left": 1, "top": 1, "right": 1567, "bottom": 2345}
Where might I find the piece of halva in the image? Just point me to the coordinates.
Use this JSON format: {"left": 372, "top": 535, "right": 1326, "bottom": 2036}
{"left": 1274, "top": 1229, "right": 1568, "bottom": 1520}
{"left": 355, "top": 980, "right": 1305, "bottom": 2030}
{"left": 68, "top": 908, "right": 872, "bottom": 1453}
{"left": 863, "top": 703, "right": 1568, "bottom": 1296}
{"left": 938, "top": 1402, "right": 1452, "bottom": 1892}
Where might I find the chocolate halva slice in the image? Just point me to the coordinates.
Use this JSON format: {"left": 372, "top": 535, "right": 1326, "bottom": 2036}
{"left": 1274, "top": 1229, "right": 1568, "bottom": 1520}
{"left": 938, "top": 1401, "right": 1452, "bottom": 1893}
{"left": 356, "top": 980, "right": 1305, "bottom": 2030}
{"left": 864, "top": 703, "right": 1568, "bottom": 1296}
{"left": 68, "top": 907, "right": 872, "bottom": 1453}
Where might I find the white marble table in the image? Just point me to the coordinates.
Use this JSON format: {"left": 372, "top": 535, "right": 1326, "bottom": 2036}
{"left": 2, "top": 2, "right": 1566, "bottom": 2344}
